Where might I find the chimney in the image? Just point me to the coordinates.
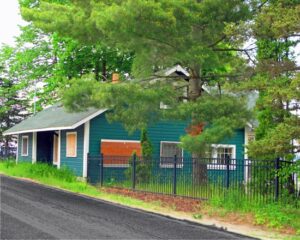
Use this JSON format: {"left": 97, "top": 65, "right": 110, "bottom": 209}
{"left": 112, "top": 73, "right": 120, "bottom": 84}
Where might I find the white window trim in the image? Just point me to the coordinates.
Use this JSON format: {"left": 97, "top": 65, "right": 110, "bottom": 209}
{"left": 208, "top": 144, "right": 236, "bottom": 170}
{"left": 103, "top": 164, "right": 130, "bottom": 168}
{"left": 101, "top": 139, "right": 140, "bottom": 143}
{"left": 160, "top": 141, "right": 183, "bottom": 168}
{"left": 21, "top": 135, "right": 29, "bottom": 157}
{"left": 66, "top": 132, "right": 77, "bottom": 158}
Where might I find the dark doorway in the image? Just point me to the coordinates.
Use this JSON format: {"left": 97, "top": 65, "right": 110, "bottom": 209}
{"left": 37, "top": 131, "right": 55, "bottom": 164}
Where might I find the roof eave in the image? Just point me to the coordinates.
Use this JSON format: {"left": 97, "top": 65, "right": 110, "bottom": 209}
{"left": 3, "top": 109, "right": 107, "bottom": 136}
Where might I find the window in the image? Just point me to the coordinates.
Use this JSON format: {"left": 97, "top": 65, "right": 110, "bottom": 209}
{"left": 21, "top": 136, "right": 29, "bottom": 156}
{"left": 208, "top": 144, "right": 236, "bottom": 170}
{"left": 101, "top": 139, "right": 141, "bottom": 167}
{"left": 66, "top": 132, "right": 77, "bottom": 157}
{"left": 160, "top": 141, "right": 183, "bottom": 167}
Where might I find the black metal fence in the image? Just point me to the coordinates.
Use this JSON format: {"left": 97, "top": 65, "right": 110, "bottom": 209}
{"left": 87, "top": 154, "right": 299, "bottom": 204}
{"left": 0, "top": 147, "right": 17, "bottom": 160}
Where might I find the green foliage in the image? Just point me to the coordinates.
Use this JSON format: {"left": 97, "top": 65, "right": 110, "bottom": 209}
{"left": 22, "top": 0, "right": 251, "bottom": 78}
{"left": 126, "top": 130, "right": 153, "bottom": 183}
{"left": 179, "top": 94, "right": 252, "bottom": 154}
{"left": 62, "top": 76, "right": 179, "bottom": 132}
{"left": 141, "top": 129, "right": 153, "bottom": 159}
{"left": 210, "top": 189, "right": 300, "bottom": 231}
{"left": 238, "top": 0, "right": 300, "bottom": 160}
{"left": 1, "top": 23, "right": 134, "bottom": 112}
{"left": 0, "top": 46, "right": 29, "bottom": 146}
{"left": 21, "top": 0, "right": 254, "bottom": 157}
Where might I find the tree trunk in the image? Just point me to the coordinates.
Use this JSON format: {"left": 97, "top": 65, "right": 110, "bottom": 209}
{"left": 188, "top": 69, "right": 207, "bottom": 185}
{"left": 193, "top": 156, "right": 208, "bottom": 185}
{"left": 188, "top": 71, "right": 201, "bottom": 101}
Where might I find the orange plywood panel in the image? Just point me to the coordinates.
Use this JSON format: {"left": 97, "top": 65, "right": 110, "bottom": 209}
{"left": 101, "top": 141, "right": 142, "bottom": 165}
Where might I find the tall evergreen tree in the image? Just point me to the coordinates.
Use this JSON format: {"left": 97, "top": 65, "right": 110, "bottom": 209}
{"left": 231, "top": 0, "right": 300, "bottom": 160}
{"left": 21, "top": 0, "right": 253, "bottom": 143}
{"left": 21, "top": 0, "right": 256, "bottom": 184}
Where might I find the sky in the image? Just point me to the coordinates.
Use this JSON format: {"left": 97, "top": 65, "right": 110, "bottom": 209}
{"left": 0, "top": 0, "right": 25, "bottom": 47}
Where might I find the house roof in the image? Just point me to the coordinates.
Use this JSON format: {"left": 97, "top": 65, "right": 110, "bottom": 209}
{"left": 155, "top": 64, "right": 190, "bottom": 78}
{"left": 3, "top": 104, "right": 106, "bottom": 135}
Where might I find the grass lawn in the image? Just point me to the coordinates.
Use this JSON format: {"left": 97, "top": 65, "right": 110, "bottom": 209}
{"left": 0, "top": 160, "right": 162, "bottom": 210}
{"left": 0, "top": 160, "right": 299, "bottom": 238}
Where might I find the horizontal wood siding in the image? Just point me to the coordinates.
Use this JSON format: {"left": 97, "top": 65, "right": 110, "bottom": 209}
{"left": 60, "top": 125, "right": 84, "bottom": 176}
{"left": 89, "top": 114, "right": 190, "bottom": 156}
{"left": 18, "top": 133, "right": 32, "bottom": 162}
{"left": 88, "top": 114, "right": 245, "bottom": 183}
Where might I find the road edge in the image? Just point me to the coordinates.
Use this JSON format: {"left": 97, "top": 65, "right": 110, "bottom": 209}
{"left": 1, "top": 174, "right": 280, "bottom": 240}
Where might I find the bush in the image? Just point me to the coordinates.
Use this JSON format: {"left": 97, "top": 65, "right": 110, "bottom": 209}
{"left": 125, "top": 129, "right": 153, "bottom": 184}
{"left": 125, "top": 154, "right": 152, "bottom": 183}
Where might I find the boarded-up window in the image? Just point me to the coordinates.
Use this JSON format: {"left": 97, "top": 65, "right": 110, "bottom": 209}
{"left": 101, "top": 140, "right": 141, "bottom": 167}
{"left": 53, "top": 134, "right": 59, "bottom": 164}
{"left": 160, "top": 141, "right": 183, "bottom": 167}
{"left": 66, "top": 132, "right": 77, "bottom": 157}
{"left": 21, "top": 136, "right": 29, "bottom": 156}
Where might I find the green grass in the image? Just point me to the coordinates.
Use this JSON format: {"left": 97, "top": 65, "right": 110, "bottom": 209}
{"left": 0, "top": 160, "right": 162, "bottom": 211}
{"left": 209, "top": 188, "right": 300, "bottom": 233}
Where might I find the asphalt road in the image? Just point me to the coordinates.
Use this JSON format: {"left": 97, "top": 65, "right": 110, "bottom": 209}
{"left": 0, "top": 175, "right": 254, "bottom": 239}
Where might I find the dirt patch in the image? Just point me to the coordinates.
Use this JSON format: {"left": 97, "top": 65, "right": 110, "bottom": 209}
{"left": 103, "top": 187, "right": 202, "bottom": 212}
{"left": 103, "top": 187, "right": 297, "bottom": 237}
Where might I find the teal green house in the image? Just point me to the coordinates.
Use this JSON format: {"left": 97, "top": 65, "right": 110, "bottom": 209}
{"left": 4, "top": 103, "right": 254, "bottom": 183}
{"left": 3, "top": 66, "right": 256, "bottom": 184}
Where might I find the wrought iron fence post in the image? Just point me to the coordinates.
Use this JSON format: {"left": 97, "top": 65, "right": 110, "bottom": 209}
{"left": 100, "top": 153, "right": 104, "bottom": 186}
{"left": 132, "top": 153, "right": 136, "bottom": 190}
{"left": 274, "top": 157, "right": 280, "bottom": 202}
{"left": 226, "top": 155, "right": 230, "bottom": 189}
{"left": 173, "top": 155, "right": 177, "bottom": 195}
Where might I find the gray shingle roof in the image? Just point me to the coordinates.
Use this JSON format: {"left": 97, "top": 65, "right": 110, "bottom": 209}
{"left": 4, "top": 104, "right": 106, "bottom": 135}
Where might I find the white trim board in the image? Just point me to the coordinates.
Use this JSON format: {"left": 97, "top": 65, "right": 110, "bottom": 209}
{"left": 3, "top": 109, "right": 107, "bottom": 136}
{"left": 32, "top": 132, "right": 37, "bottom": 163}
{"left": 101, "top": 139, "right": 141, "bottom": 143}
{"left": 164, "top": 64, "right": 190, "bottom": 77}
{"left": 57, "top": 130, "right": 61, "bottom": 169}
{"left": 83, "top": 121, "right": 90, "bottom": 178}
